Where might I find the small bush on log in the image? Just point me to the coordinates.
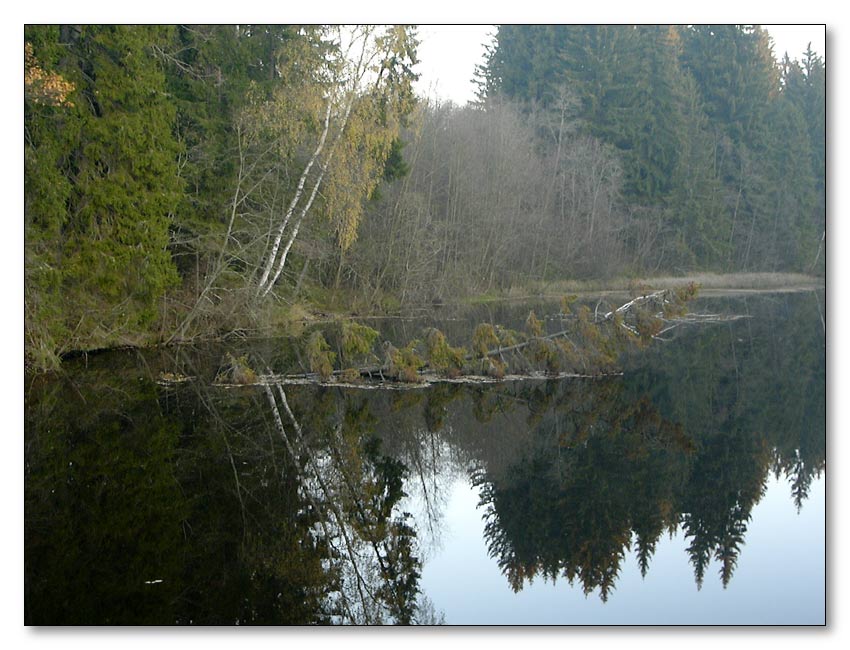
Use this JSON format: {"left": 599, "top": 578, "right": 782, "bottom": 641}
{"left": 216, "top": 352, "right": 258, "bottom": 384}
{"left": 306, "top": 331, "right": 336, "bottom": 380}
{"left": 635, "top": 309, "right": 664, "bottom": 344}
{"left": 424, "top": 328, "right": 466, "bottom": 377}
{"left": 560, "top": 295, "right": 578, "bottom": 315}
{"left": 389, "top": 341, "right": 424, "bottom": 383}
{"left": 341, "top": 321, "right": 380, "bottom": 360}
{"left": 525, "top": 310, "right": 543, "bottom": 337}
{"left": 495, "top": 325, "right": 521, "bottom": 347}
{"left": 483, "top": 357, "right": 506, "bottom": 379}
{"left": 340, "top": 367, "right": 362, "bottom": 383}
{"left": 472, "top": 323, "right": 500, "bottom": 358}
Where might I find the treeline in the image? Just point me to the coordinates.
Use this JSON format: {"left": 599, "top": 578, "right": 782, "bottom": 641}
{"left": 345, "top": 25, "right": 826, "bottom": 303}
{"left": 474, "top": 25, "right": 825, "bottom": 276}
{"left": 24, "top": 25, "right": 825, "bottom": 369}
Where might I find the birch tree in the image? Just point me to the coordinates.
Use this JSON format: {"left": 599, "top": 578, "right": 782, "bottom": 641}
{"left": 250, "top": 25, "right": 419, "bottom": 298}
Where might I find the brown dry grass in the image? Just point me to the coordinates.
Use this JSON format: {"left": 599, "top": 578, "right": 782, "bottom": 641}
{"left": 516, "top": 272, "right": 824, "bottom": 298}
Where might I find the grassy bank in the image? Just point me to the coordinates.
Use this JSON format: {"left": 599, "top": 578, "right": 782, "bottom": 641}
{"left": 464, "top": 272, "right": 824, "bottom": 304}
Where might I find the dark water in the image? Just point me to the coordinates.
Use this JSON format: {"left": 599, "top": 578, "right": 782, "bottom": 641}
{"left": 24, "top": 291, "right": 825, "bottom": 625}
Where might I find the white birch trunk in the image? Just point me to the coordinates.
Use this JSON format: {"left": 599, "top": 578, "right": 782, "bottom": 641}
{"left": 261, "top": 94, "right": 357, "bottom": 296}
{"left": 260, "top": 169, "right": 323, "bottom": 296}
{"left": 256, "top": 98, "right": 334, "bottom": 294}
{"left": 259, "top": 32, "right": 374, "bottom": 296}
{"left": 256, "top": 26, "right": 376, "bottom": 298}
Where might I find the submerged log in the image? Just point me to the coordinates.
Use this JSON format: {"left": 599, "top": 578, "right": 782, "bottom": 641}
{"left": 211, "top": 368, "right": 625, "bottom": 390}
{"left": 160, "top": 286, "right": 740, "bottom": 389}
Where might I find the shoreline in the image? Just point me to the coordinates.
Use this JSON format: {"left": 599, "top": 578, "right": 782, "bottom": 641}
{"left": 31, "top": 273, "right": 824, "bottom": 371}
{"left": 460, "top": 272, "right": 824, "bottom": 305}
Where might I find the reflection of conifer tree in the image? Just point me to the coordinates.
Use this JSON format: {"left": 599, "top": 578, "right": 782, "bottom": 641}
{"left": 749, "top": 292, "right": 826, "bottom": 508}
{"left": 25, "top": 375, "right": 187, "bottom": 624}
{"left": 685, "top": 520, "right": 713, "bottom": 590}
{"left": 715, "top": 506, "right": 749, "bottom": 588}
{"left": 25, "top": 368, "right": 334, "bottom": 625}
{"left": 634, "top": 533, "right": 657, "bottom": 579}
{"left": 787, "top": 452, "right": 814, "bottom": 513}
{"left": 472, "top": 379, "right": 693, "bottom": 600}
{"left": 680, "top": 429, "right": 769, "bottom": 590}
{"left": 633, "top": 293, "right": 824, "bottom": 505}
{"left": 620, "top": 292, "right": 824, "bottom": 587}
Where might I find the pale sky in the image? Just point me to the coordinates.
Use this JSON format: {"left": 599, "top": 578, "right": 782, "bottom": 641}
{"left": 766, "top": 24, "right": 826, "bottom": 61}
{"left": 413, "top": 24, "right": 827, "bottom": 106}
{"left": 413, "top": 24, "right": 494, "bottom": 105}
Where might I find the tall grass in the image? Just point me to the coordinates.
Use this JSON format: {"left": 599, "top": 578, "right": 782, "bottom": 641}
{"left": 520, "top": 272, "right": 824, "bottom": 297}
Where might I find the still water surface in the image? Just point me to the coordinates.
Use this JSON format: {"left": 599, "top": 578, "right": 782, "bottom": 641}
{"left": 24, "top": 291, "right": 825, "bottom": 625}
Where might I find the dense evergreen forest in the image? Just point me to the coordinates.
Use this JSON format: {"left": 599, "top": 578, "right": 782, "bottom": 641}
{"left": 24, "top": 25, "right": 825, "bottom": 370}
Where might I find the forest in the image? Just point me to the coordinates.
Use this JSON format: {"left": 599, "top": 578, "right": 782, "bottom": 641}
{"left": 24, "top": 25, "right": 826, "bottom": 371}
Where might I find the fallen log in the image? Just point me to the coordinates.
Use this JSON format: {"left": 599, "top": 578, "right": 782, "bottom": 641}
{"left": 160, "top": 285, "right": 731, "bottom": 389}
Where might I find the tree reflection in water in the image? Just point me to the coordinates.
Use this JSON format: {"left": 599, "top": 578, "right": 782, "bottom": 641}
{"left": 459, "top": 292, "right": 824, "bottom": 600}
{"left": 26, "top": 364, "right": 427, "bottom": 624}
{"left": 25, "top": 292, "right": 824, "bottom": 622}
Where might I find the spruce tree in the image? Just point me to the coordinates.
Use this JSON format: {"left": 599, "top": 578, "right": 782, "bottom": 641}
{"left": 25, "top": 25, "right": 183, "bottom": 361}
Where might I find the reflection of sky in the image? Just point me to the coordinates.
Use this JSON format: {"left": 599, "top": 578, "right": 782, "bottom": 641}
{"left": 419, "top": 473, "right": 825, "bottom": 625}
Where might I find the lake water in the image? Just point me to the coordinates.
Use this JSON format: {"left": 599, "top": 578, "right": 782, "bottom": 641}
{"left": 24, "top": 291, "right": 825, "bottom": 625}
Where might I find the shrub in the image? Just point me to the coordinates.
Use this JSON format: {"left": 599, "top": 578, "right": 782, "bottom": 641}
{"left": 389, "top": 342, "right": 424, "bottom": 383}
{"left": 306, "top": 331, "right": 336, "bottom": 380}
{"left": 340, "top": 367, "right": 362, "bottom": 383}
{"left": 472, "top": 323, "right": 500, "bottom": 358}
{"left": 423, "top": 328, "right": 466, "bottom": 377}
{"left": 341, "top": 321, "right": 379, "bottom": 360}
{"left": 525, "top": 310, "right": 543, "bottom": 337}
{"left": 483, "top": 357, "right": 506, "bottom": 379}
{"left": 560, "top": 295, "right": 578, "bottom": 316}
